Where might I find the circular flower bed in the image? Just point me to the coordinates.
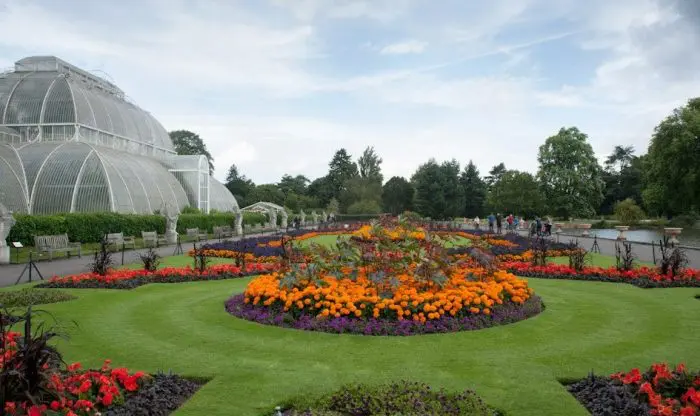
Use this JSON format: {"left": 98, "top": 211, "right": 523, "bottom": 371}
{"left": 226, "top": 218, "right": 542, "bottom": 335}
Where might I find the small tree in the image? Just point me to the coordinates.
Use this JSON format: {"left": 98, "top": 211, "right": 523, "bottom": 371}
{"left": 614, "top": 198, "right": 645, "bottom": 225}
{"left": 90, "top": 237, "right": 113, "bottom": 276}
{"left": 139, "top": 248, "right": 161, "bottom": 272}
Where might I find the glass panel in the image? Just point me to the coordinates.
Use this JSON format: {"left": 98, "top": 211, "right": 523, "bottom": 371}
{"left": 69, "top": 82, "right": 98, "bottom": 127}
{"left": 208, "top": 177, "right": 238, "bottom": 212}
{"left": 0, "top": 74, "right": 24, "bottom": 124}
{"left": 83, "top": 87, "right": 113, "bottom": 132}
{"left": 4, "top": 72, "right": 56, "bottom": 124}
{"left": 73, "top": 152, "right": 110, "bottom": 212}
{"left": 0, "top": 144, "right": 29, "bottom": 213}
{"left": 96, "top": 93, "right": 126, "bottom": 137}
{"left": 43, "top": 77, "right": 75, "bottom": 124}
{"left": 31, "top": 143, "right": 92, "bottom": 214}
{"left": 17, "top": 142, "right": 64, "bottom": 197}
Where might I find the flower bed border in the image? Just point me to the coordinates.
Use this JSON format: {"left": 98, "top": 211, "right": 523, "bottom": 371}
{"left": 37, "top": 263, "right": 278, "bottom": 290}
{"left": 225, "top": 293, "right": 543, "bottom": 336}
{"left": 104, "top": 374, "right": 206, "bottom": 416}
{"left": 504, "top": 262, "right": 700, "bottom": 288}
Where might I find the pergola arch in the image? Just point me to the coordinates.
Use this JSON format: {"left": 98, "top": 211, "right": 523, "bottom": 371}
{"left": 241, "top": 201, "right": 288, "bottom": 228}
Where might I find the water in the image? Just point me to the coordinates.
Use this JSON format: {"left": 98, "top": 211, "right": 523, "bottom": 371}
{"left": 562, "top": 228, "right": 700, "bottom": 247}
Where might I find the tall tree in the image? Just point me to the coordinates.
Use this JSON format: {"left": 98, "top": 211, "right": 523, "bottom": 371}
{"left": 411, "top": 159, "right": 464, "bottom": 219}
{"left": 537, "top": 127, "right": 604, "bottom": 218}
{"left": 169, "top": 130, "right": 214, "bottom": 174}
{"left": 339, "top": 177, "right": 383, "bottom": 213}
{"left": 485, "top": 163, "right": 507, "bottom": 188}
{"left": 357, "top": 146, "right": 383, "bottom": 184}
{"left": 643, "top": 97, "right": 700, "bottom": 216}
{"left": 486, "top": 170, "right": 545, "bottom": 218}
{"left": 460, "top": 161, "right": 487, "bottom": 217}
{"left": 600, "top": 146, "right": 644, "bottom": 215}
{"left": 224, "top": 164, "right": 254, "bottom": 204}
{"left": 244, "top": 184, "right": 285, "bottom": 207}
{"left": 278, "top": 174, "right": 310, "bottom": 196}
{"left": 307, "top": 176, "right": 335, "bottom": 207}
{"left": 327, "top": 149, "right": 358, "bottom": 199}
{"left": 382, "top": 176, "right": 414, "bottom": 215}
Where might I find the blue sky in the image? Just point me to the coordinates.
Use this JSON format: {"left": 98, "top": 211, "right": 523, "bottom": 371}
{"left": 1, "top": 0, "right": 698, "bottom": 183}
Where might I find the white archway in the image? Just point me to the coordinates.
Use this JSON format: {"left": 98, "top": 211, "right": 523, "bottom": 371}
{"left": 241, "top": 201, "right": 288, "bottom": 229}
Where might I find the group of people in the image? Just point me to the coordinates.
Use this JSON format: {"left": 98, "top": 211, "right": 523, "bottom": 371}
{"left": 472, "top": 214, "right": 553, "bottom": 237}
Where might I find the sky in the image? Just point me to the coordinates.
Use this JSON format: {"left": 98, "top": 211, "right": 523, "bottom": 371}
{"left": 1, "top": 0, "right": 699, "bottom": 184}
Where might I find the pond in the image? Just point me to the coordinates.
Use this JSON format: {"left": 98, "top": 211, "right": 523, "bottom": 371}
{"left": 562, "top": 227, "right": 700, "bottom": 247}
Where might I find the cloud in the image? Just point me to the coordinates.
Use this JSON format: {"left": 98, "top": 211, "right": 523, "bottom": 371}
{"left": 0, "top": 0, "right": 698, "bottom": 188}
{"left": 379, "top": 40, "right": 428, "bottom": 55}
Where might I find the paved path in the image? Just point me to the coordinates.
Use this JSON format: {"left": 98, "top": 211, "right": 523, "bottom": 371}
{"left": 2, "top": 226, "right": 699, "bottom": 288}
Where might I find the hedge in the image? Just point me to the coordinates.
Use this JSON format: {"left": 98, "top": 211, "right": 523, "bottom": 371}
{"left": 8, "top": 212, "right": 268, "bottom": 245}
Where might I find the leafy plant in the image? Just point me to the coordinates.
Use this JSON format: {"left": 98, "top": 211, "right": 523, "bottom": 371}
{"left": 139, "top": 247, "right": 161, "bottom": 272}
{"left": 658, "top": 237, "right": 689, "bottom": 277}
{"left": 615, "top": 242, "right": 636, "bottom": 272}
{"left": 531, "top": 237, "right": 549, "bottom": 267}
{"left": 0, "top": 306, "right": 67, "bottom": 410}
{"left": 90, "top": 237, "right": 114, "bottom": 276}
{"left": 191, "top": 243, "right": 210, "bottom": 273}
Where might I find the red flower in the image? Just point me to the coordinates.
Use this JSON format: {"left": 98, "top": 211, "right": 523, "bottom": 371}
{"left": 67, "top": 362, "right": 82, "bottom": 372}
{"left": 27, "top": 405, "right": 45, "bottom": 416}
{"left": 623, "top": 368, "right": 642, "bottom": 384}
{"left": 682, "top": 388, "right": 700, "bottom": 407}
{"left": 680, "top": 406, "right": 696, "bottom": 416}
{"left": 124, "top": 376, "right": 139, "bottom": 391}
{"left": 50, "top": 400, "right": 60, "bottom": 411}
{"left": 101, "top": 392, "right": 114, "bottom": 406}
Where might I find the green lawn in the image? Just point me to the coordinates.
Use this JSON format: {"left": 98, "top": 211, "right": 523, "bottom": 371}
{"left": 4, "top": 278, "right": 697, "bottom": 416}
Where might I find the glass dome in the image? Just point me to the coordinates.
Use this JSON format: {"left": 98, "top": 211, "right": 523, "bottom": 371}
{"left": 0, "top": 56, "right": 239, "bottom": 214}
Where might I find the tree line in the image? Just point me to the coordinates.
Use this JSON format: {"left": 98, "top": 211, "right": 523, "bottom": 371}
{"left": 169, "top": 97, "right": 700, "bottom": 222}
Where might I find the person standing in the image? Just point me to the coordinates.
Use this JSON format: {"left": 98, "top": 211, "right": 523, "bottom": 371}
{"left": 487, "top": 213, "right": 495, "bottom": 233}
{"left": 496, "top": 213, "right": 503, "bottom": 234}
{"left": 507, "top": 214, "right": 514, "bottom": 231}
{"left": 474, "top": 216, "right": 481, "bottom": 230}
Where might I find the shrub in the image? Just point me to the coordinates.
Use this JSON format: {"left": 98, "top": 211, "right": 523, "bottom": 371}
{"left": 615, "top": 242, "right": 636, "bottom": 272}
{"left": 90, "top": 238, "right": 114, "bottom": 276}
{"left": 346, "top": 199, "right": 382, "bottom": 215}
{"left": 282, "top": 381, "right": 500, "bottom": 415}
{"left": 0, "top": 289, "right": 75, "bottom": 308}
{"left": 614, "top": 198, "right": 645, "bottom": 225}
{"left": 8, "top": 212, "right": 268, "bottom": 245}
{"left": 139, "top": 248, "right": 161, "bottom": 272}
{"left": 668, "top": 212, "right": 699, "bottom": 228}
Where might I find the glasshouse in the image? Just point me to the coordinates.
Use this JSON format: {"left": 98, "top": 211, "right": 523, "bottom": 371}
{"left": 0, "top": 56, "right": 237, "bottom": 214}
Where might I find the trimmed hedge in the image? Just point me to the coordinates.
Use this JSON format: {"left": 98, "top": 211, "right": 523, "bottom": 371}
{"left": 9, "top": 212, "right": 267, "bottom": 245}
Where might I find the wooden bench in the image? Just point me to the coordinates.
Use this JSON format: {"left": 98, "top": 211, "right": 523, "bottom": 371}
{"left": 141, "top": 231, "right": 167, "bottom": 248}
{"left": 34, "top": 234, "right": 81, "bottom": 261}
{"left": 186, "top": 228, "right": 208, "bottom": 242}
{"left": 213, "top": 226, "right": 233, "bottom": 239}
{"left": 106, "top": 232, "right": 136, "bottom": 250}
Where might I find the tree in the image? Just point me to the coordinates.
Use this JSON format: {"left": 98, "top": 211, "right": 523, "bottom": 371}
{"left": 347, "top": 199, "right": 382, "bottom": 215}
{"left": 243, "top": 184, "right": 285, "bottom": 207}
{"left": 486, "top": 170, "right": 545, "bottom": 218}
{"left": 224, "top": 164, "right": 255, "bottom": 204}
{"left": 382, "top": 176, "right": 414, "bottom": 215}
{"left": 169, "top": 130, "right": 214, "bottom": 174}
{"left": 643, "top": 97, "right": 700, "bottom": 216}
{"left": 327, "top": 198, "right": 340, "bottom": 214}
{"left": 460, "top": 161, "right": 487, "bottom": 217}
{"left": 339, "top": 176, "right": 382, "bottom": 213}
{"left": 327, "top": 149, "right": 358, "bottom": 199}
{"left": 307, "top": 176, "right": 335, "bottom": 207}
{"left": 485, "top": 163, "right": 507, "bottom": 188}
{"left": 411, "top": 159, "right": 464, "bottom": 219}
{"left": 614, "top": 198, "right": 645, "bottom": 225}
{"left": 600, "top": 147, "right": 644, "bottom": 215}
{"left": 357, "top": 146, "right": 383, "bottom": 183}
{"left": 537, "top": 127, "right": 604, "bottom": 218}
{"left": 278, "top": 174, "right": 309, "bottom": 196}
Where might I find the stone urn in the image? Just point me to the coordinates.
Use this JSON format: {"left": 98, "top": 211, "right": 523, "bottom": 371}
{"left": 554, "top": 223, "right": 564, "bottom": 234}
{"left": 664, "top": 227, "right": 682, "bottom": 247}
{"left": 0, "top": 203, "right": 16, "bottom": 265}
{"left": 579, "top": 223, "right": 592, "bottom": 237}
{"left": 615, "top": 225, "right": 630, "bottom": 241}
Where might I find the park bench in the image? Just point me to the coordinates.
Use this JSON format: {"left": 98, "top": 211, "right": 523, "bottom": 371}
{"left": 186, "top": 228, "right": 208, "bottom": 242}
{"left": 213, "top": 226, "right": 233, "bottom": 239}
{"left": 106, "top": 232, "right": 136, "bottom": 250}
{"left": 33, "top": 234, "right": 81, "bottom": 261}
{"left": 141, "top": 231, "right": 167, "bottom": 248}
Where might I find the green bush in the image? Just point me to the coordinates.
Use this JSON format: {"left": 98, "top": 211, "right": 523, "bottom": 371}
{"left": 282, "top": 381, "right": 500, "bottom": 416}
{"left": 346, "top": 199, "right": 382, "bottom": 215}
{"left": 614, "top": 198, "right": 646, "bottom": 225}
{"left": 668, "top": 212, "right": 699, "bottom": 228}
{"left": 0, "top": 289, "right": 76, "bottom": 308}
{"left": 8, "top": 212, "right": 270, "bottom": 245}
